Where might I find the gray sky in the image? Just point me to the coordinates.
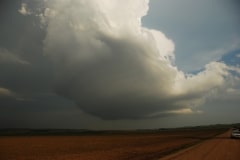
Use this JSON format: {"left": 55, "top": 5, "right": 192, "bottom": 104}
{"left": 0, "top": 0, "right": 239, "bottom": 129}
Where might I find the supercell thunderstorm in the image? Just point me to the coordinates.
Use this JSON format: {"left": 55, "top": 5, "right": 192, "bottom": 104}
{"left": 28, "top": 0, "right": 240, "bottom": 120}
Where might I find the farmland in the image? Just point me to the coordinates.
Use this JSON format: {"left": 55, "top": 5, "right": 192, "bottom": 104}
{"left": 162, "top": 130, "right": 240, "bottom": 160}
{"left": 0, "top": 128, "right": 227, "bottom": 160}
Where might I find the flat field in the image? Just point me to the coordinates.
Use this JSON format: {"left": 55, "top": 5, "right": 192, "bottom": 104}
{"left": 161, "top": 130, "right": 240, "bottom": 160}
{"left": 0, "top": 128, "right": 228, "bottom": 160}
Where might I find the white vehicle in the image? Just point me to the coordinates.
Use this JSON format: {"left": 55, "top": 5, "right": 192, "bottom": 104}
{"left": 231, "top": 128, "right": 240, "bottom": 139}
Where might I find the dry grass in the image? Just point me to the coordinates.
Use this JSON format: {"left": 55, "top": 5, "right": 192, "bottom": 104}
{"left": 0, "top": 129, "right": 226, "bottom": 160}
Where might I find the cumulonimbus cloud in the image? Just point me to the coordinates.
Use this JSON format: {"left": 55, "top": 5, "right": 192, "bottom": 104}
{"left": 31, "top": 0, "right": 239, "bottom": 120}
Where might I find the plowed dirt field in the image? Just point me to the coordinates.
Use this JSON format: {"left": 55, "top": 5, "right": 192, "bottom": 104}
{"left": 0, "top": 129, "right": 232, "bottom": 160}
{"left": 160, "top": 130, "right": 240, "bottom": 160}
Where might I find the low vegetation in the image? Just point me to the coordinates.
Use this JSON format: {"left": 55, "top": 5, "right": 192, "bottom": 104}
{"left": 0, "top": 124, "right": 234, "bottom": 160}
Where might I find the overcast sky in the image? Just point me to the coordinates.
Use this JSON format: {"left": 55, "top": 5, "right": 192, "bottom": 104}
{"left": 0, "top": 0, "right": 239, "bottom": 129}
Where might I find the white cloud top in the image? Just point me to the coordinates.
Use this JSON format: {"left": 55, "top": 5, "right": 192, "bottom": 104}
{"left": 18, "top": 3, "right": 32, "bottom": 16}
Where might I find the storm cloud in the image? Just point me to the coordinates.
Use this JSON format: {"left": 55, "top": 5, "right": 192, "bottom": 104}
{"left": 0, "top": 48, "right": 29, "bottom": 65}
{"left": 21, "top": 0, "right": 239, "bottom": 120}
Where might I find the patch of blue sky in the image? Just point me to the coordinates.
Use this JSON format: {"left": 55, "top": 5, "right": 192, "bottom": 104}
{"left": 221, "top": 49, "right": 240, "bottom": 66}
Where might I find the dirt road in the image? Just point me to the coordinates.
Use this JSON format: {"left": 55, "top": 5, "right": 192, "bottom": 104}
{"left": 160, "top": 130, "right": 240, "bottom": 160}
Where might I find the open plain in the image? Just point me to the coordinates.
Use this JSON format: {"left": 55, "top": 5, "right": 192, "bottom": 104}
{"left": 0, "top": 128, "right": 238, "bottom": 160}
{"left": 160, "top": 130, "right": 240, "bottom": 160}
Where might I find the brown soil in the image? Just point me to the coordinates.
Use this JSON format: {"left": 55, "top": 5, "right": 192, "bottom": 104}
{"left": 0, "top": 129, "right": 226, "bottom": 160}
{"left": 160, "top": 130, "right": 240, "bottom": 160}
